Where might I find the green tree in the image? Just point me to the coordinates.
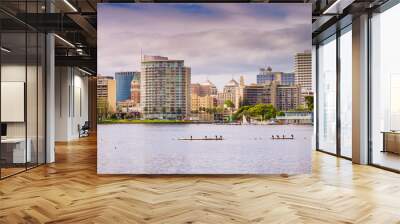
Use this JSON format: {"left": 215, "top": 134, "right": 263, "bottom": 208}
{"left": 277, "top": 111, "right": 285, "bottom": 116}
{"left": 224, "top": 100, "right": 236, "bottom": 121}
{"left": 232, "top": 105, "right": 252, "bottom": 121}
{"left": 224, "top": 100, "right": 235, "bottom": 109}
{"left": 97, "top": 98, "right": 110, "bottom": 122}
{"left": 248, "top": 104, "right": 277, "bottom": 121}
{"left": 305, "top": 96, "right": 314, "bottom": 111}
{"left": 216, "top": 106, "right": 224, "bottom": 113}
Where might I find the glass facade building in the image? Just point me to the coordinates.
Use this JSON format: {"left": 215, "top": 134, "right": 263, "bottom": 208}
{"left": 257, "top": 71, "right": 274, "bottom": 84}
{"left": 257, "top": 69, "right": 295, "bottom": 86}
{"left": 115, "top": 71, "right": 139, "bottom": 102}
{"left": 281, "top": 73, "right": 295, "bottom": 86}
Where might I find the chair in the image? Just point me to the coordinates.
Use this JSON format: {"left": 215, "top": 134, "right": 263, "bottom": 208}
{"left": 79, "top": 121, "right": 90, "bottom": 138}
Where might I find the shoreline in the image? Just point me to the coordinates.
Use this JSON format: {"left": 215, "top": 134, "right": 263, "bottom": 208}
{"left": 98, "top": 119, "right": 313, "bottom": 126}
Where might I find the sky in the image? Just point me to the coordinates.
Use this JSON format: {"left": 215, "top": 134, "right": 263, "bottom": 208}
{"left": 98, "top": 3, "right": 311, "bottom": 90}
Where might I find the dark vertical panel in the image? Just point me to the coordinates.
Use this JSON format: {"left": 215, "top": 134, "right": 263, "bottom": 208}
{"left": 315, "top": 45, "right": 319, "bottom": 150}
{"left": 0, "top": 18, "right": 2, "bottom": 179}
{"left": 367, "top": 12, "right": 373, "bottom": 165}
{"left": 37, "top": 2, "right": 39, "bottom": 167}
{"left": 80, "top": 88, "right": 82, "bottom": 117}
{"left": 25, "top": 0, "right": 28, "bottom": 171}
{"left": 73, "top": 68, "right": 75, "bottom": 117}
{"left": 336, "top": 29, "right": 341, "bottom": 157}
{"left": 44, "top": 2, "right": 47, "bottom": 164}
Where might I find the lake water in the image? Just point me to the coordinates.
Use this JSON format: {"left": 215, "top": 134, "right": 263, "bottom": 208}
{"left": 98, "top": 124, "right": 313, "bottom": 174}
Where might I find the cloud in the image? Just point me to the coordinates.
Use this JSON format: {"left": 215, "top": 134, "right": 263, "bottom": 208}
{"left": 98, "top": 3, "right": 311, "bottom": 89}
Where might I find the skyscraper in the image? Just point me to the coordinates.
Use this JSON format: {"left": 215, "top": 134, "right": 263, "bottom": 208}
{"left": 280, "top": 73, "right": 295, "bottom": 85}
{"left": 115, "top": 71, "right": 140, "bottom": 102}
{"left": 97, "top": 76, "right": 116, "bottom": 113}
{"left": 257, "top": 66, "right": 274, "bottom": 84}
{"left": 276, "top": 84, "right": 301, "bottom": 111}
{"left": 241, "top": 81, "right": 300, "bottom": 111}
{"left": 242, "top": 82, "right": 277, "bottom": 106}
{"left": 140, "top": 56, "right": 191, "bottom": 120}
{"left": 294, "top": 51, "right": 312, "bottom": 106}
{"left": 130, "top": 79, "right": 140, "bottom": 105}
{"left": 294, "top": 51, "right": 312, "bottom": 93}
{"left": 257, "top": 67, "right": 295, "bottom": 85}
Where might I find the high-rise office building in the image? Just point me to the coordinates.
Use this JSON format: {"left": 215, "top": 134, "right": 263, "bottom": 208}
{"left": 97, "top": 76, "right": 116, "bottom": 113}
{"left": 140, "top": 56, "right": 191, "bottom": 119}
{"left": 242, "top": 81, "right": 300, "bottom": 111}
{"left": 276, "top": 84, "right": 301, "bottom": 111}
{"left": 130, "top": 79, "right": 140, "bottom": 105}
{"left": 242, "top": 82, "right": 277, "bottom": 106}
{"left": 257, "top": 66, "right": 275, "bottom": 84}
{"left": 257, "top": 67, "right": 295, "bottom": 85}
{"left": 294, "top": 51, "right": 312, "bottom": 106}
{"left": 280, "top": 73, "right": 296, "bottom": 85}
{"left": 115, "top": 71, "right": 140, "bottom": 102}
{"left": 294, "top": 51, "right": 312, "bottom": 93}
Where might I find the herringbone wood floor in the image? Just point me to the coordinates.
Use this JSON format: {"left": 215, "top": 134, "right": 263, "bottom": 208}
{"left": 1, "top": 135, "right": 400, "bottom": 224}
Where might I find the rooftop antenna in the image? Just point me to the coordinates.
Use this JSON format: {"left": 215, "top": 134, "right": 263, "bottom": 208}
{"left": 140, "top": 48, "right": 143, "bottom": 62}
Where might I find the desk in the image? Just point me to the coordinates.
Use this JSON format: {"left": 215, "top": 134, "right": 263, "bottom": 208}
{"left": 1, "top": 138, "right": 31, "bottom": 163}
{"left": 382, "top": 131, "right": 400, "bottom": 154}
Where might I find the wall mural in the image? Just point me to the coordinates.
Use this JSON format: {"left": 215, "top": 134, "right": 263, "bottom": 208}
{"left": 97, "top": 3, "right": 313, "bottom": 174}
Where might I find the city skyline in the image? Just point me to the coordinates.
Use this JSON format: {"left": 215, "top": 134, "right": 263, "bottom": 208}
{"left": 100, "top": 54, "right": 307, "bottom": 92}
{"left": 97, "top": 50, "right": 311, "bottom": 94}
{"left": 98, "top": 53, "right": 307, "bottom": 119}
{"left": 98, "top": 3, "right": 311, "bottom": 90}
{"left": 98, "top": 66, "right": 299, "bottom": 95}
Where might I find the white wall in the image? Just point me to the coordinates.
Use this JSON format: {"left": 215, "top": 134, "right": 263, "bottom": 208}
{"left": 1, "top": 63, "right": 46, "bottom": 164}
{"left": 1, "top": 65, "right": 26, "bottom": 139}
{"left": 1, "top": 65, "right": 41, "bottom": 138}
{"left": 55, "top": 67, "right": 89, "bottom": 141}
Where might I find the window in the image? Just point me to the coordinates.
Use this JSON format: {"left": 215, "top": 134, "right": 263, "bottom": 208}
{"left": 370, "top": 3, "right": 400, "bottom": 171}
{"left": 317, "top": 35, "right": 337, "bottom": 154}
{"left": 0, "top": 2, "right": 46, "bottom": 179}
{"left": 340, "top": 27, "right": 352, "bottom": 158}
